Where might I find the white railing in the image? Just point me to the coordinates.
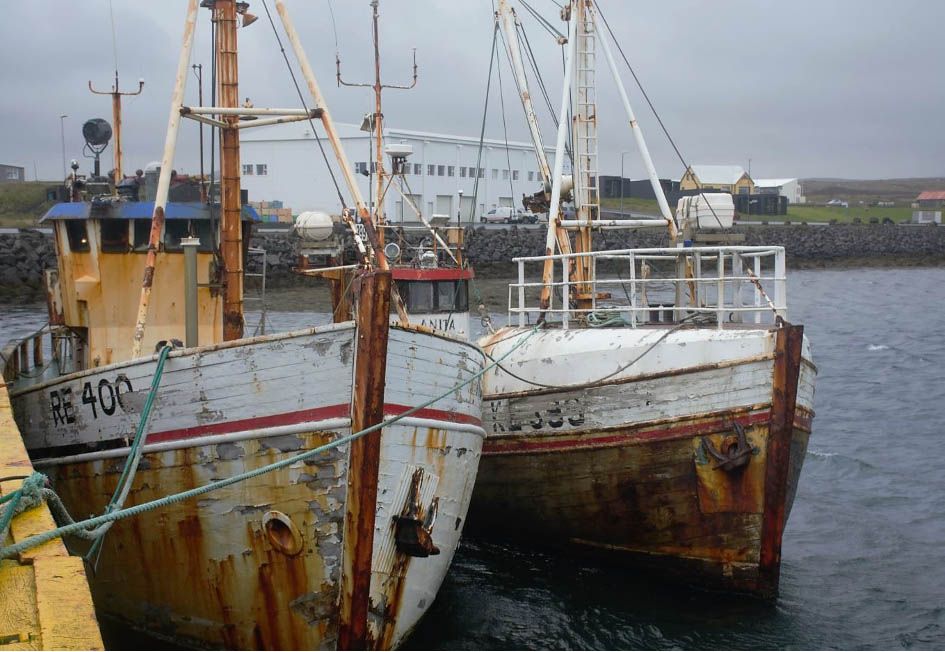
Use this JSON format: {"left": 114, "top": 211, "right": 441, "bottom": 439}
{"left": 508, "top": 246, "right": 787, "bottom": 329}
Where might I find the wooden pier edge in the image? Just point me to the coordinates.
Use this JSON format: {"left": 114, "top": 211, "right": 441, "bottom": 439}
{"left": 0, "top": 382, "right": 104, "bottom": 650}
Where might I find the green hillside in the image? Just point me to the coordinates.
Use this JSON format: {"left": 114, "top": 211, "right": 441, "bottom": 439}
{"left": 0, "top": 182, "right": 57, "bottom": 227}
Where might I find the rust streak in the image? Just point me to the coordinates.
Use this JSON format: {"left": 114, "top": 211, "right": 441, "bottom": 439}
{"left": 758, "top": 323, "right": 803, "bottom": 598}
{"left": 338, "top": 270, "right": 392, "bottom": 650}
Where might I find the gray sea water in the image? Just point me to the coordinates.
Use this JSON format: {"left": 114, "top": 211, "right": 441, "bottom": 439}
{"left": 2, "top": 266, "right": 944, "bottom": 650}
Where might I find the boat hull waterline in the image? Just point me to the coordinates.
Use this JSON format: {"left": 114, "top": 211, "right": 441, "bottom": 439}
{"left": 470, "top": 323, "right": 814, "bottom": 597}
{"left": 9, "top": 323, "right": 485, "bottom": 649}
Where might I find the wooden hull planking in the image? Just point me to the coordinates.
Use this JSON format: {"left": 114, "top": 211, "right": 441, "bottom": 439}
{"left": 471, "top": 324, "right": 815, "bottom": 597}
{"left": 9, "top": 324, "right": 484, "bottom": 649}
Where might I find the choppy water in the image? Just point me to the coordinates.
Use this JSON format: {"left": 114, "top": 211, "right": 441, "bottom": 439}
{"left": 2, "top": 267, "right": 944, "bottom": 650}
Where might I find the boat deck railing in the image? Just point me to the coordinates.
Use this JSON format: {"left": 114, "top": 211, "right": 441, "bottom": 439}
{"left": 508, "top": 245, "right": 787, "bottom": 329}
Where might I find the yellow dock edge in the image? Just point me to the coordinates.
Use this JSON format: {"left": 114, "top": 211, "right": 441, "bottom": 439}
{"left": 0, "top": 382, "right": 104, "bottom": 651}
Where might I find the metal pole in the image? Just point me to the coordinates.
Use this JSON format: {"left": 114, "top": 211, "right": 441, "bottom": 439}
{"left": 497, "top": 0, "right": 551, "bottom": 183}
{"left": 590, "top": 2, "right": 677, "bottom": 242}
{"left": 90, "top": 74, "right": 145, "bottom": 192}
{"left": 218, "top": 0, "right": 245, "bottom": 341}
{"left": 59, "top": 115, "right": 68, "bottom": 180}
{"left": 620, "top": 151, "right": 630, "bottom": 216}
{"left": 372, "top": 0, "right": 385, "bottom": 235}
{"left": 112, "top": 86, "right": 122, "bottom": 188}
{"left": 130, "top": 0, "right": 199, "bottom": 359}
{"left": 539, "top": 5, "right": 577, "bottom": 311}
{"left": 193, "top": 63, "right": 206, "bottom": 202}
{"left": 182, "top": 236, "right": 200, "bottom": 347}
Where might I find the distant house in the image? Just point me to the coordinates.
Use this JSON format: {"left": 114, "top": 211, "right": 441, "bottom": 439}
{"left": 754, "top": 178, "right": 805, "bottom": 204}
{"left": 0, "top": 164, "right": 25, "bottom": 182}
{"left": 679, "top": 165, "right": 754, "bottom": 196}
{"left": 913, "top": 191, "right": 945, "bottom": 224}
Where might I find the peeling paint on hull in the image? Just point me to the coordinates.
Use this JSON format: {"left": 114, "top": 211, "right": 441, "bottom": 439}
{"left": 9, "top": 324, "right": 485, "bottom": 649}
{"left": 472, "top": 325, "right": 815, "bottom": 597}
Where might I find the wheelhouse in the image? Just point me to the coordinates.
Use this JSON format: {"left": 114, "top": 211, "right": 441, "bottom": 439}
{"left": 42, "top": 201, "right": 259, "bottom": 369}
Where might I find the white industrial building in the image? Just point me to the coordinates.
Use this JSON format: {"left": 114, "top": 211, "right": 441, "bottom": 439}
{"left": 239, "top": 121, "right": 558, "bottom": 223}
{"left": 754, "top": 178, "right": 805, "bottom": 204}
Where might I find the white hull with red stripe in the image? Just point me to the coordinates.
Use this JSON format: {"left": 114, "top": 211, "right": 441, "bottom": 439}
{"left": 7, "top": 322, "right": 485, "bottom": 649}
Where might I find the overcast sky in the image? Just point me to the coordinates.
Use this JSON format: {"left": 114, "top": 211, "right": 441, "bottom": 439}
{"left": 2, "top": 1, "right": 943, "bottom": 184}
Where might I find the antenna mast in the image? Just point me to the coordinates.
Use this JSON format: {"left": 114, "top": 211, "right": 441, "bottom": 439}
{"left": 337, "top": 0, "right": 417, "bottom": 235}
{"left": 89, "top": 72, "right": 144, "bottom": 191}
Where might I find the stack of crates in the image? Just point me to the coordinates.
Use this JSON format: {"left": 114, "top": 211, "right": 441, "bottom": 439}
{"left": 247, "top": 200, "right": 293, "bottom": 223}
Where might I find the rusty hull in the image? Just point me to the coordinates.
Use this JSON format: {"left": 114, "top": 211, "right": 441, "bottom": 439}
{"left": 469, "top": 326, "right": 811, "bottom": 597}
{"left": 51, "top": 430, "right": 349, "bottom": 649}
{"left": 469, "top": 406, "right": 812, "bottom": 596}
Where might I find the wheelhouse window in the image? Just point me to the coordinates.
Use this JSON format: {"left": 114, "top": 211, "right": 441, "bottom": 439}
{"left": 64, "top": 221, "right": 90, "bottom": 253}
{"left": 133, "top": 220, "right": 152, "bottom": 251}
{"left": 255, "top": 164, "right": 268, "bottom": 176}
{"left": 242, "top": 164, "right": 254, "bottom": 175}
{"left": 100, "top": 219, "right": 130, "bottom": 253}
{"left": 164, "top": 220, "right": 215, "bottom": 252}
{"left": 396, "top": 279, "right": 468, "bottom": 314}
{"left": 437, "top": 280, "right": 468, "bottom": 312}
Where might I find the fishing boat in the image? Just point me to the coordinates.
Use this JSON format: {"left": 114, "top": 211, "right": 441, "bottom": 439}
{"left": 466, "top": 0, "right": 816, "bottom": 598}
{"left": 1, "top": 1, "right": 484, "bottom": 648}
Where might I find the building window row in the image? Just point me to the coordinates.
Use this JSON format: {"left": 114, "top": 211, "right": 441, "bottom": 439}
{"left": 352, "top": 161, "right": 534, "bottom": 181}
{"left": 242, "top": 163, "right": 268, "bottom": 176}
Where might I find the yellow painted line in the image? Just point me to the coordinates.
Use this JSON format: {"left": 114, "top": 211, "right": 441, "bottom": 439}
{"left": 0, "top": 382, "right": 103, "bottom": 650}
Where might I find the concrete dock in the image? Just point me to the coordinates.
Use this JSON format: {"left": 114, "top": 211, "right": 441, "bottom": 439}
{"left": 0, "top": 383, "right": 103, "bottom": 650}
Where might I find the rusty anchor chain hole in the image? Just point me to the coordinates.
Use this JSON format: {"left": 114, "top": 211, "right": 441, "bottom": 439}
{"left": 262, "top": 510, "right": 304, "bottom": 556}
{"left": 701, "top": 422, "right": 756, "bottom": 473}
{"left": 393, "top": 469, "right": 441, "bottom": 558}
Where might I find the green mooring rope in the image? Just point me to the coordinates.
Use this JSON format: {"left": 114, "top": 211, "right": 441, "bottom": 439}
{"left": 0, "top": 327, "right": 541, "bottom": 560}
{"left": 0, "top": 472, "right": 47, "bottom": 544}
{"left": 85, "top": 344, "right": 173, "bottom": 563}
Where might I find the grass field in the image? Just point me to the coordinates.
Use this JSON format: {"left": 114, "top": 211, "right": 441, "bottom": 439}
{"left": 600, "top": 195, "right": 914, "bottom": 223}
{"left": 599, "top": 196, "right": 662, "bottom": 215}
{"left": 737, "top": 204, "right": 914, "bottom": 224}
{"left": 0, "top": 181, "right": 56, "bottom": 227}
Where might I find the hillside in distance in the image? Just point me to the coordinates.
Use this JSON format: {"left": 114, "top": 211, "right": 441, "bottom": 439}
{"left": 802, "top": 177, "right": 945, "bottom": 203}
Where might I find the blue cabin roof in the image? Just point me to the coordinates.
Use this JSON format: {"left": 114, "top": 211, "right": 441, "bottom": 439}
{"left": 41, "top": 201, "right": 260, "bottom": 222}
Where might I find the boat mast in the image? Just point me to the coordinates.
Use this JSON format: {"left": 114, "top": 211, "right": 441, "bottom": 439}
{"left": 570, "top": 0, "right": 598, "bottom": 305}
{"left": 497, "top": 0, "right": 550, "bottom": 184}
{"left": 130, "top": 0, "right": 199, "bottom": 359}
{"left": 217, "top": 0, "right": 245, "bottom": 341}
{"left": 337, "top": 0, "right": 417, "bottom": 234}
{"left": 88, "top": 73, "right": 144, "bottom": 192}
{"left": 539, "top": 3, "right": 577, "bottom": 312}
{"left": 497, "top": 0, "right": 576, "bottom": 312}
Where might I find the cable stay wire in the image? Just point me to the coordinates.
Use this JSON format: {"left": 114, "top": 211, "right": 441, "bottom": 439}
{"left": 468, "top": 24, "right": 501, "bottom": 223}
{"left": 516, "top": 17, "right": 573, "bottom": 164}
{"left": 494, "top": 25, "right": 518, "bottom": 205}
{"left": 519, "top": 0, "right": 565, "bottom": 41}
{"left": 594, "top": 1, "right": 724, "bottom": 228}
